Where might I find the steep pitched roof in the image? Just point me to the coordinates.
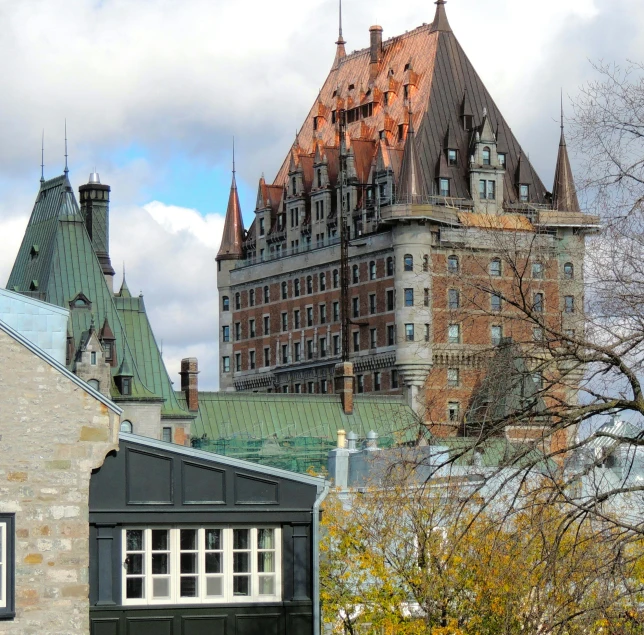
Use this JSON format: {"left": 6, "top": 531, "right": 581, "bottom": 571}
{"left": 6, "top": 174, "right": 190, "bottom": 419}
{"left": 272, "top": 4, "right": 546, "bottom": 204}
{"left": 216, "top": 172, "right": 245, "bottom": 261}
{"left": 552, "top": 121, "right": 581, "bottom": 213}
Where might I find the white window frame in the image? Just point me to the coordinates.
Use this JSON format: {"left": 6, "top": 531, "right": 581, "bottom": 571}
{"left": 0, "top": 515, "right": 15, "bottom": 618}
{"left": 122, "top": 526, "right": 281, "bottom": 606}
{"left": 0, "top": 521, "right": 6, "bottom": 609}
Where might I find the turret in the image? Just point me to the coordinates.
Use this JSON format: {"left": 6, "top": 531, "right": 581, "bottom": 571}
{"left": 552, "top": 104, "right": 580, "bottom": 213}
{"left": 79, "top": 171, "right": 115, "bottom": 291}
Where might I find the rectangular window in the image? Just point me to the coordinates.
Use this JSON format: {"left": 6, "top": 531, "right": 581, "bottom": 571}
{"left": 320, "top": 379, "right": 328, "bottom": 394}
{"left": 387, "top": 290, "right": 395, "bottom": 311}
{"left": 487, "top": 180, "right": 495, "bottom": 200}
{"left": 404, "top": 288, "right": 414, "bottom": 307}
{"left": 263, "top": 316, "right": 270, "bottom": 336}
{"left": 249, "top": 320, "right": 256, "bottom": 338}
{"left": 307, "top": 381, "right": 315, "bottom": 394}
{"left": 307, "top": 340, "right": 313, "bottom": 360}
{"left": 534, "top": 293, "right": 544, "bottom": 313}
{"left": 448, "top": 289, "right": 459, "bottom": 310}
{"left": 235, "top": 353, "right": 241, "bottom": 372}
{"left": 491, "top": 294, "right": 502, "bottom": 312}
{"left": 320, "top": 273, "right": 326, "bottom": 291}
{"left": 448, "top": 149, "right": 458, "bottom": 166}
{"left": 281, "top": 344, "right": 288, "bottom": 364}
{"left": 533, "top": 327, "right": 543, "bottom": 341}
{"left": 352, "top": 297, "right": 360, "bottom": 318}
{"left": 249, "top": 351, "right": 256, "bottom": 370}
{"left": 294, "top": 342, "right": 301, "bottom": 362}
{"left": 264, "top": 348, "right": 270, "bottom": 367}
{"left": 333, "top": 335, "right": 340, "bottom": 356}
{"left": 162, "top": 427, "right": 172, "bottom": 443}
{"left": 391, "top": 369, "right": 399, "bottom": 389}
{"left": 424, "top": 324, "right": 430, "bottom": 342}
{"left": 294, "top": 310, "right": 300, "bottom": 329}
{"left": 91, "top": 351, "right": 97, "bottom": 365}
{"left": 259, "top": 218, "right": 265, "bottom": 236}
{"left": 353, "top": 331, "right": 360, "bottom": 352}
{"left": 357, "top": 375, "right": 364, "bottom": 394}
{"left": 491, "top": 325, "right": 502, "bottom": 346}
{"left": 123, "top": 527, "right": 280, "bottom": 605}
{"left": 387, "top": 325, "right": 395, "bottom": 346}
{"left": 222, "top": 356, "right": 230, "bottom": 373}
{"left": 520, "top": 184, "right": 529, "bottom": 202}
{"left": 447, "top": 368, "right": 459, "bottom": 387}
{"left": 235, "top": 322, "right": 241, "bottom": 341}
{"left": 222, "top": 326, "right": 230, "bottom": 343}
{"left": 374, "top": 372, "right": 381, "bottom": 391}
{"left": 369, "top": 294, "right": 376, "bottom": 315}
{"left": 319, "top": 337, "right": 327, "bottom": 358}
{"left": 370, "top": 328, "right": 377, "bottom": 349}
{"left": 307, "top": 307, "right": 314, "bottom": 327}
{"left": 0, "top": 515, "right": 14, "bottom": 618}
{"left": 564, "top": 296, "right": 574, "bottom": 313}
{"left": 532, "top": 262, "right": 544, "bottom": 279}
{"left": 405, "top": 324, "right": 414, "bottom": 342}
{"left": 448, "top": 402, "right": 460, "bottom": 422}
{"left": 333, "top": 302, "right": 340, "bottom": 322}
{"left": 281, "top": 313, "right": 288, "bottom": 332}
{"left": 424, "top": 288, "right": 430, "bottom": 307}
{"left": 439, "top": 178, "right": 450, "bottom": 197}
{"left": 448, "top": 324, "right": 460, "bottom": 344}
{"left": 320, "top": 304, "right": 327, "bottom": 324}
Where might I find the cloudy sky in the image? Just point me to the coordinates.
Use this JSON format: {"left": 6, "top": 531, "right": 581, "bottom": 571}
{"left": 0, "top": 0, "right": 641, "bottom": 390}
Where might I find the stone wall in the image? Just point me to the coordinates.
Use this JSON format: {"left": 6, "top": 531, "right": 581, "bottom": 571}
{"left": 0, "top": 328, "right": 119, "bottom": 634}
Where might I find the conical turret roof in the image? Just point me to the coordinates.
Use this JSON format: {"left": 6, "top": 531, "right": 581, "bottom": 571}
{"left": 552, "top": 119, "right": 580, "bottom": 213}
{"left": 216, "top": 171, "right": 245, "bottom": 261}
{"left": 397, "top": 111, "right": 429, "bottom": 203}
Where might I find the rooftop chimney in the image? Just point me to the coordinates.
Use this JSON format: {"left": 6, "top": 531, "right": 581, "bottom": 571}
{"left": 337, "top": 429, "right": 347, "bottom": 449}
{"left": 369, "top": 25, "right": 383, "bottom": 80}
{"left": 335, "top": 361, "right": 355, "bottom": 415}
{"left": 180, "top": 358, "right": 199, "bottom": 411}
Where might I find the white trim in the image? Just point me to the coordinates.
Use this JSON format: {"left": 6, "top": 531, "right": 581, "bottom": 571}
{"left": 0, "top": 522, "right": 6, "bottom": 609}
{"left": 122, "top": 526, "right": 281, "bottom": 606}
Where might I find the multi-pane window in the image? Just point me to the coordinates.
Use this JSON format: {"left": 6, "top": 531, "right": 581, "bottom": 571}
{"left": 498, "top": 153, "right": 506, "bottom": 168}
{"left": 519, "top": 184, "right": 529, "bottom": 202}
{"left": 387, "top": 290, "right": 395, "bottom": 311}
{"left": 439, "top": 178, "right": 450, "bottom": 197}
{"left": 491, "top": 325, "right": 503, "bottom": 346}
{"left": 448, "top": 324, "right": 460, "bottom": 344}
{"left": 333, "top": 335, "right": 340, "bottom": 356}
{"left": 263, "top": 316, "right": 270, "bottom": 335}
{"left": 263, "top": 348, "right": 270, "bottom": 367}
{"left": 353, "top": 331, "right": 360, "bottom": 352}
{"left": 448, "top": 149, "right": 458, "bottom": 166}
{"left": 448, "top": 289, "right": 459, "bottom": 310}
{"left": 319, "top": 337, "right": 327, "bottom": 358}
{"left": 405, "top": 324, "right": 414, "bottom": 341}
{"left": 534, "top": 293, "right": 544, "bottom": 313}
{"left": 369, "top": 294, "right": 376, "bottom": 315}
{"left": 320, "top": 304, "right": 327, "bottom": 324}
{"left": 281, "top": 313, "right": 288, "bottom": 332}
{"left": 235, "top": 353, "right": 241, "bottom": 372}
{"left": 404, "top": 289, "right": 414, "bottom": 307}
{"left": 447, "top": 255, "right": 459, "bottom": 274}
{"left": 293, "top": 342, "right": 301, "bottom": 362}
{"left": 235, "top": 323, "right": 241, "bottom": 341}
{"left": 222, "top": 296, "right": 230, "bottom": 311}
{"left": 386, "top": 257, "right": 394, "bottom": 276}
{"left": 281, "top": 282, "right": 288, "bottom": 300}
{"left": 307, "top": 307, "right": 313, "bottom": 327}
{"left": 532, "top": 262, "right": 544, "bottom": 279}
{"left": 333, "top": 302, "right": 340, "bottom": 322}
{"left": 249, "top": 320, "right": 256, "bottom": 338}
{"left": 122, "top": 527, "right": 280, "bottom": 605}
{"left": 404, "top": 255, "right": 413, "bottom": 271}
{"left": 369, "top": 261, "right": 376, "bottom": 280}
{"left": 491, "top": 294, "right": 502, "bottom": 312}
{"left": 281, "top": 344, "right": 288, "bottom": 364}
{"left": 489, "top": 259, "right": 501, "bottom": 277}
{"left": 320, "top": 273, "right": 326, "bottom": 291}
{"left": 222, "top": 326, "right": 230, "bottom": 342}
{"left": 448, "top": 402, "right": 460, "bottom": 422}
{"left": 564, "top": 262, "right": 574, "bottom": 280}
{"left": 479, "top": 180, "right": 495, "bottom": 200}
{"left": 352, "top": 297, "right": 360, "bottom": 318}
{"left": 352, "top": 265, "right": 359, "bottom": 284}
{"left": 482, "top": 147, "right": 491, "bottom": 165}
{"left": 387, "top": 325, "right": 395, "bottom": 346}
{"left": 222, "top": 357, "right": 230, "bottom": 373}
{"left": 249, "top": 351, "right": 256, "bottom": 370}
{"left": 564, "top": 296, "right": 575, "bottom": 313}
{"left": 294, "top": 310, "right": 300, "bottom": 329}
{"left": 370, "top": 328, "right": 377, "bottom": 349}
{"left": 447, "top": 368, "right": 459, "bottom": 387}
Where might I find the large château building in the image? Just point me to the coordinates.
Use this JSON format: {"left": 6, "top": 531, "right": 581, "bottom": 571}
{"left": 216, "top": 1, "right": 598, "bottom": 436}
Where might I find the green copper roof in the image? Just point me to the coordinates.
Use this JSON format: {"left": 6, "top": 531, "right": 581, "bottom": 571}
{"left": 7, "top": 174, "right": 190, "bottom": 420}
{"left": 180, "top": 392, "right": 422, "bottom": 474}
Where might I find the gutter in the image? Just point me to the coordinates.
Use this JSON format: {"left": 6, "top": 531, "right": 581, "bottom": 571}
{"left": 312, "top": 481, "right": 330, "bottom": 635}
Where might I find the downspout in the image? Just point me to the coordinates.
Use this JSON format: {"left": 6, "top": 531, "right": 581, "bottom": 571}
{"left": 312, "top": 481, "right": 330, "bottom": 635}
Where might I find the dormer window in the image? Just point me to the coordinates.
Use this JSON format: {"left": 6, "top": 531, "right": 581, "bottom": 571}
{"left": 448, "top": 149, "right": 458, "bottom": 166}
{"left": 403, "top": 85, "right": 409, "bottom": 100}
{"left": 121, "top": 377, "right": 131, "bottom": 396}
{"left": 463, "top": 115, "right": 473, "bottom": 131}
{"left": 482, "top": 147, "right": 491, "bottom": 166}
{"left": 398, "top": 124, "right": 404, "bottom": 142}
{"left": 317, "top": 169, "right": 322, "bottom": 188}
{"left": 439, "top": 179, "right": 450, "bottom": 197}
{"left": 331, "top": 111, "right": 336, "bottom": 124}
{"left": 498, "top": 153, "right": 506, "bottom": 168}
{"left": 29, "top": 280, "right": 39, "bottom": 291}
{"left": 313, "top": 117, "right": 318, "bottom": 131}
{"left": 30, "top": 244, "right": 39, "bottom": 260}
{"left": 102, "top": 341, "right": 113, "bottom": 361}
{"left": 292, "top": 177, "right": 297, "bottom": 196}
{"left": 404, "top": 63, "right": 410, "bottom": 71}
{"left": 259, "top": 218, "right": 265, "bottom": 236}
{"left": 519, "top": 184, "right": 529, "bottom": 202}
{"left": 383, "top": 92, "right": 389, "bottom": 106}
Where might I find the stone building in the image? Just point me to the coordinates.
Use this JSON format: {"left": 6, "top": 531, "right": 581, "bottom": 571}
{"left": 0, "top": 312, "right": 121, "bottom": 633}
{"left": 6, "top": 171, "right": 196, "bottom": 443}
{"left": 216, "top": 1, "right": 599, "bottom": 440}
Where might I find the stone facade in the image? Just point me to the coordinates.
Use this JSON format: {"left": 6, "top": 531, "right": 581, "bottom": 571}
{"left": 0, "top": 326, "right": 120, "bottom": 634}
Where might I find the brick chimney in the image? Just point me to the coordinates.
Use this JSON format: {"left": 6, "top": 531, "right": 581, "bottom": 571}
{"left": 180, "top": 358, "right": 199, "bottom": 411}
{"left": 369, "top": 25, "right": 383, "bottom": 80}
{"left": 335, "top": 361, "right": 354, "bottom": 415}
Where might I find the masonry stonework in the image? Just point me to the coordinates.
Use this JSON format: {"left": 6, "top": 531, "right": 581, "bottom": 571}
{"left": 0, "top": 329, "right": 119, "bottom": 634}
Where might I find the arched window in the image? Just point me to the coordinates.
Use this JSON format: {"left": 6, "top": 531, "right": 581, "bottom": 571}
{"left": 489, "top": 258, "right": 502, "bottom": 277}
{"left": 352, "top": 265, "right": 359, "bottom": 284}
{"left": 369, "top": 261, "right": 376, "bottom": 280}
{"left": 333, "top": 270, "right": 339, "bottom": 288}
{"left": 404, "top": 255, "right": 413, "bottom": 272}
{"left": 263, "top": 285, "right": 269, "bottom": 303}
{"left": 120, "top": 420, "right": 133, "bottom": 433}
{"left": 306, "top": 276, "right": 313, "bottom": 294}
{"left": 249, "top": 289, "right": 255, "bottom": 306}
{"left": 386, "top": 257, "right": 394, "bottom": 276}
{"left": 447, "top": 255, "right": 459, "bottom": 274}
{"left": 222, "top": 295, "right": 229, "bottom": 311}
{"left": 564, "top": 262, "right": 574, "bottom": 280}
{"left": 482, "top": 147, "right": 491, "bottom": 165}
{"left": 235, "top": 293, "right": 241, "bottom": 310}
{"left": 423, "top": 255, "right": 429, "bottom": 272}
{"left": 88, "top": 379, "right": 100, "bottom": 391}
{"left": 281, "top": 281, "right": 288, "bottom": 300}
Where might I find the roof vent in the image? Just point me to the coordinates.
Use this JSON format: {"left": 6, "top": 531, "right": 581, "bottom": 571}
{"left": 89, "top": 171, "right": 101, "bottom": 184}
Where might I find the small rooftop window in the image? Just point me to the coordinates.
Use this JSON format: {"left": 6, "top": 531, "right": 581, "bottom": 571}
{"left": 29, "top": 280, "right": 38, "bottom": 291}
{"left": 30, "top": 245, "right": 39, "bottom": 260}
{"left": 348, "top": 83, "right": 355, "bottom": 90}
{"left": 404, "top": 63, "right": 410, "bottom": 71}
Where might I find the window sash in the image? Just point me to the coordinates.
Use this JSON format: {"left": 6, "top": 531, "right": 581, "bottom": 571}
{"left": 122, "top": 527, "right": 281, "bottom": 606}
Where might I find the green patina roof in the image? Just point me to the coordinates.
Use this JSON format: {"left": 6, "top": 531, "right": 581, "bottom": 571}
{"left": 177, "top": 392, "right": 422, "bottom": 473}
{"left": 7, "top": 174, "right": 189, "bottom": 419}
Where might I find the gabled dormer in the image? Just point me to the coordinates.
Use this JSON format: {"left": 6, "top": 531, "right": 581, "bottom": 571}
{"left": 100, "top": 316, "right": 117, "bottom": 368}
{"left": 469, "top": 110, "right": 505, "bottom": 214}
{"left": 69, "top": 292, "right": 92, "bottom": 311}
{"left": 74, "top": 318, "right": 111, "bottom": 396}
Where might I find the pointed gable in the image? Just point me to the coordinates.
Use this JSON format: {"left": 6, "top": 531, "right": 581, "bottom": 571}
{"left": 216, "top": 173, "right": 245, "bottom": 261}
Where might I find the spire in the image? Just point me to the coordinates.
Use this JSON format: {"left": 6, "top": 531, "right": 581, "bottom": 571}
{"left": 216, "top": 143, "right": 245, "bottom": 261}
{"left": 40, "top": 130, "right": 45, "bottom": 184}
{"left": 333, "top": 0, "right": 346, "bottom": 68}
{"left": 397, "top": 104, "right": 428, "bottom": 203}
{"left": 119, "top": 268, "right": 132, "bottom": 298}
{"left": 552, "top": 96, "right": 581, "bottom": 213}
{"left": 64, "top": 120, "right": 69, "bottom": 176}
{"left": 430, "top": 0, "right": 452, "bottom": 33}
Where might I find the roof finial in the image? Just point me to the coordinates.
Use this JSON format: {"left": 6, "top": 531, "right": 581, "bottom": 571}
{"left": 560, "top": 87, "right": 564, "bottom": 134}
{"left": 64, "top": 119, "right": 69, "bottom": 176}
{"left": 40, "top": 130, "right": 45, "bottom": 184}
{"left": 337, "top": 0, "right": 345, "bottom": 44}
{"left": 430, "top": 0, "right": 452, "bottom": 33}
{"left": 232, "top": 136, "right": 236, "bottom": 176}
